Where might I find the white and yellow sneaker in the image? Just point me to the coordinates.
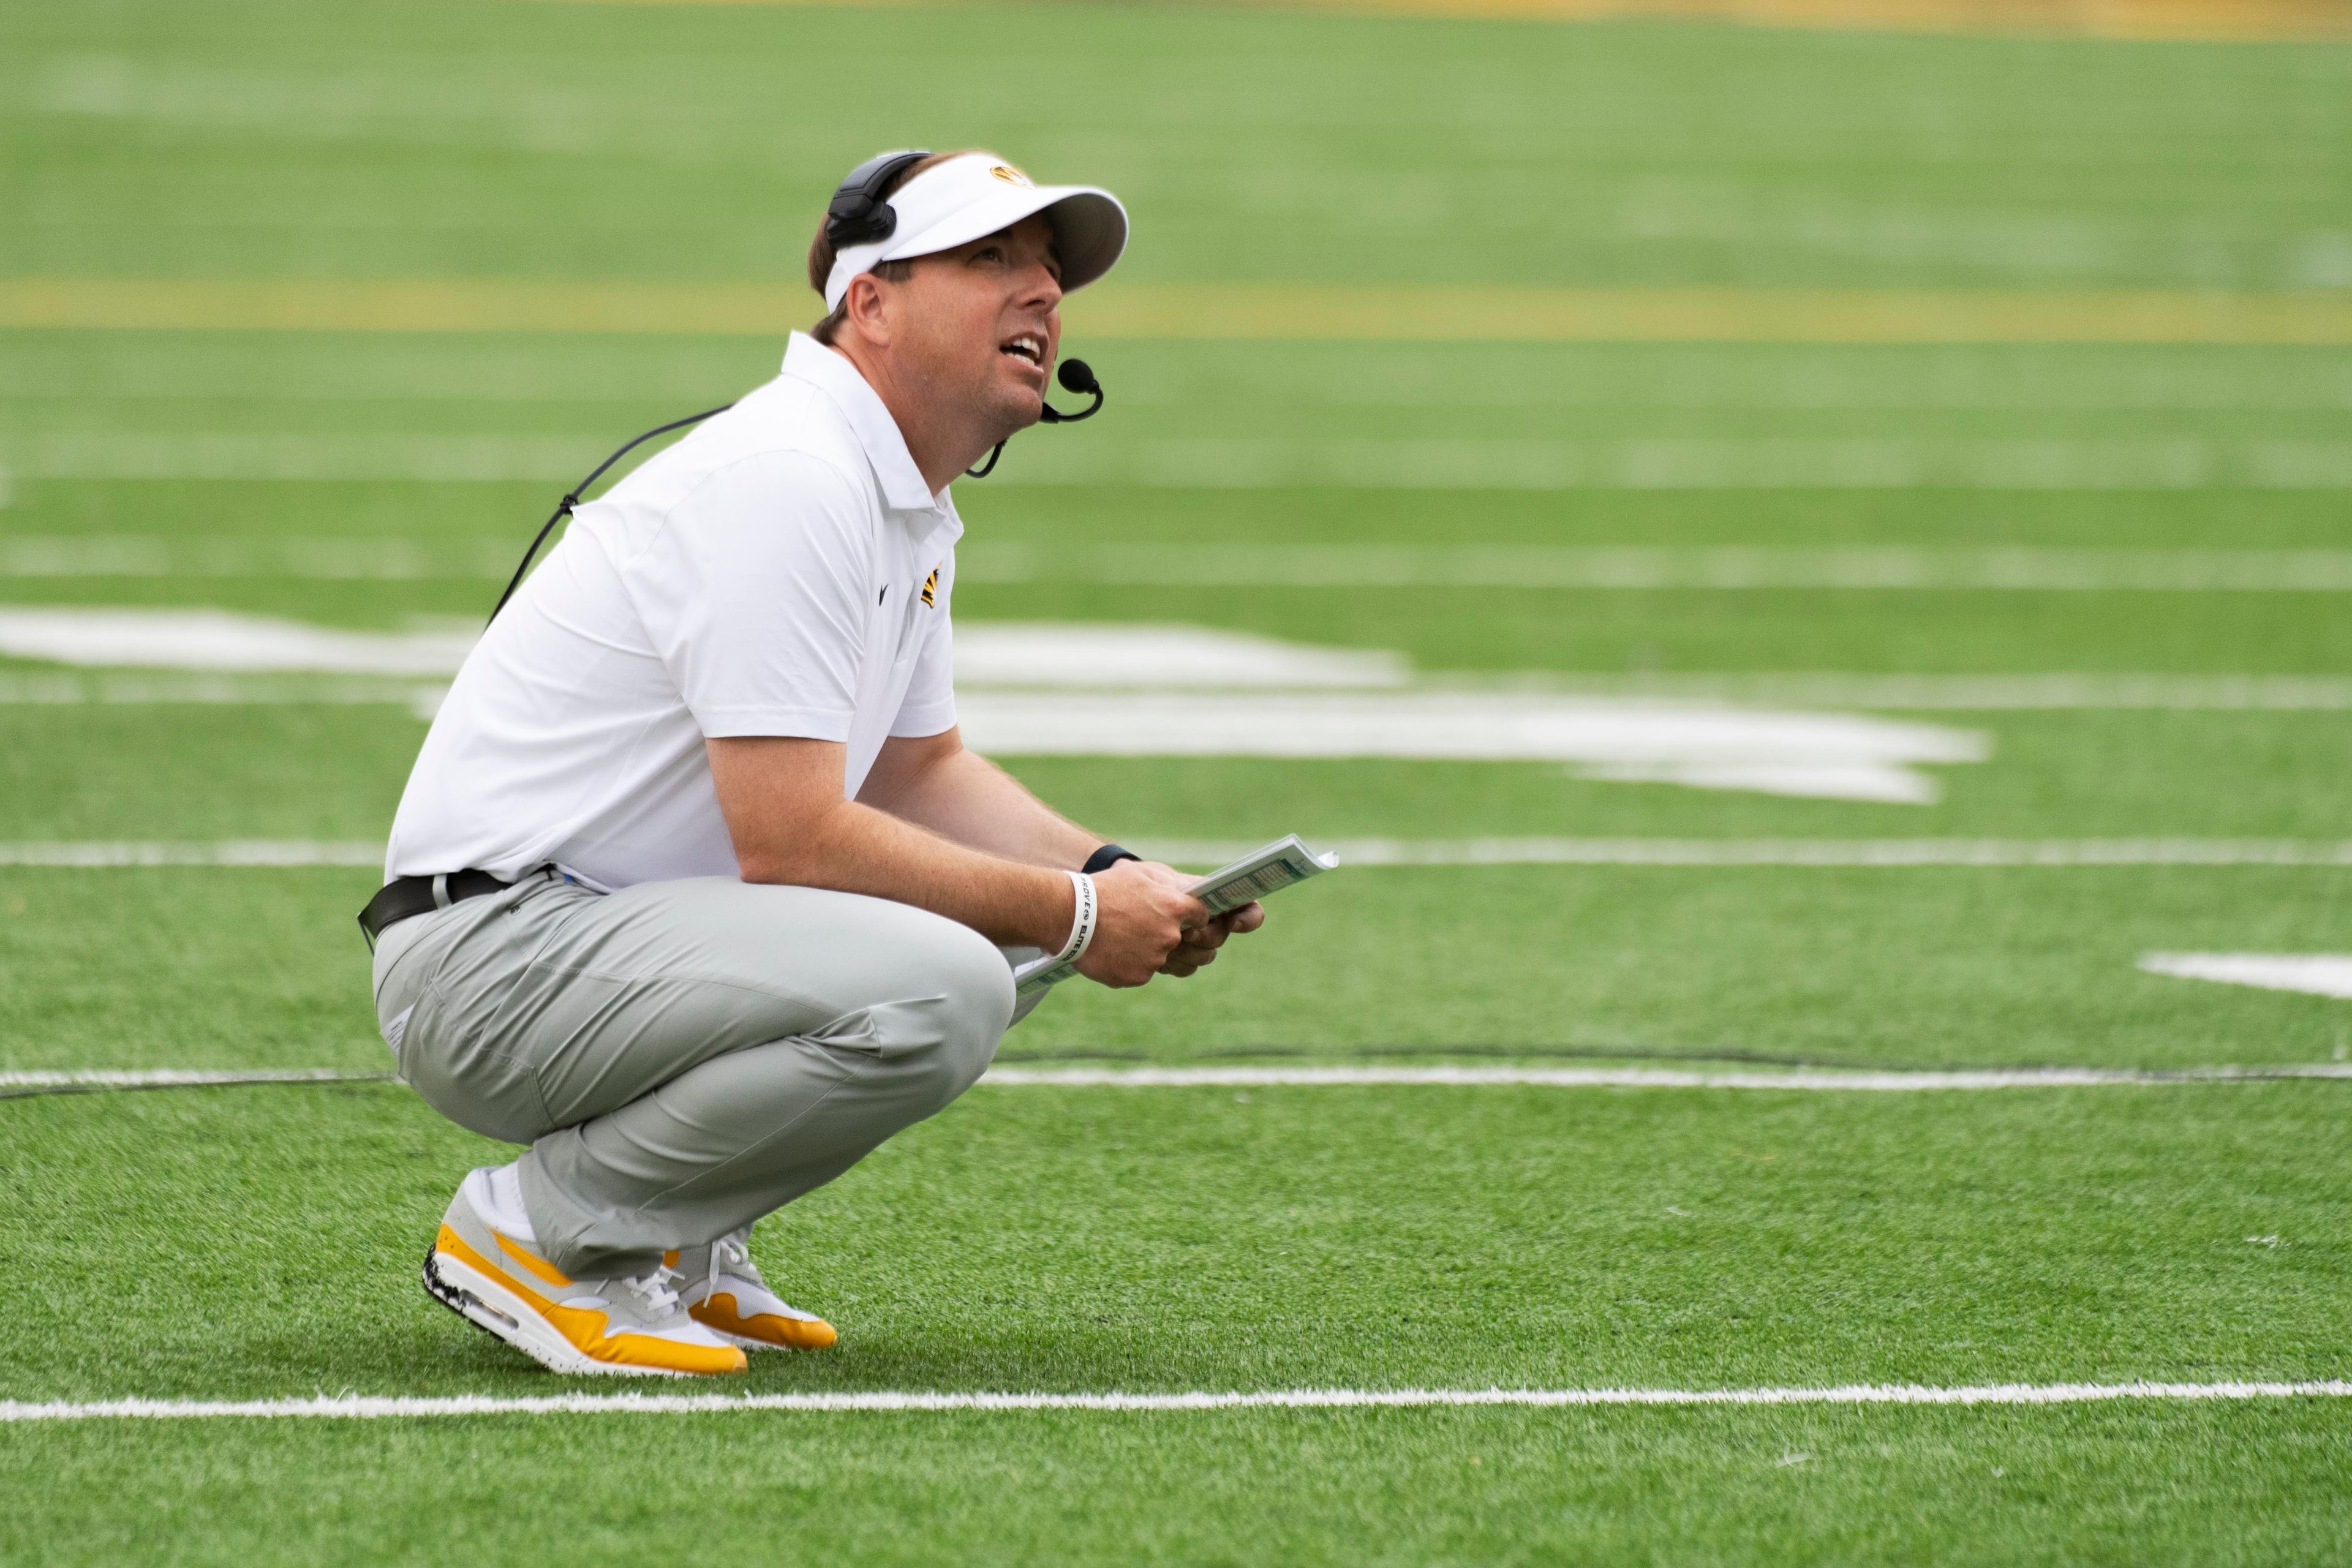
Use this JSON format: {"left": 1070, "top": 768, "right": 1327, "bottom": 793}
{"left": 423, "top": 1183, "right": 746, "bottom": 1378}
{"left": 671, "top": 1230, "right": 839, "bottom": 1351}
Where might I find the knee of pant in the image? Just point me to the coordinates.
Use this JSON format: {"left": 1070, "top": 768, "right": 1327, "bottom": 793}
{"left": 918, "top": 921, "right": 1015, "bottom": 1098}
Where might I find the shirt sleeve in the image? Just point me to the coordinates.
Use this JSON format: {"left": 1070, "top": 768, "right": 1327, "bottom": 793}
{"left": 625, "top": 450, "right": 873, "bottom": 741}
{"left": 889, "top": 551, "right": 959, "bottom": 738}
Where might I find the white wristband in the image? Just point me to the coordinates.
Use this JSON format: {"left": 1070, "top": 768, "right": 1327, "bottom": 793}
{"left": 1051, "top": 870, "right": 1098, "bottom": 968}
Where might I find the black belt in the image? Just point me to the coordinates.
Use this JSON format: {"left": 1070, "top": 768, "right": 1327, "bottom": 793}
{"left": 358, "top": 868, "right": 530, "bottom": 948}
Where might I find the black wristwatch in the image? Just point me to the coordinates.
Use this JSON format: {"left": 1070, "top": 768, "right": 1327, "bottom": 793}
{"left": 1080, "top": 843, "right": 1142, "bottom": 875}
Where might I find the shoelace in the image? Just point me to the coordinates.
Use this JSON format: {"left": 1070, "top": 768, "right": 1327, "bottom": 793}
{"left": 708, "top": 1232, "right": 750, "bottom": 1306}
{"left": 623, "top": 1262, "right": 684, "bottom": 1316}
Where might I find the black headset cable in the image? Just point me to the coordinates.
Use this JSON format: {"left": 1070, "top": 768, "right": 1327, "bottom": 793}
{"left": 488, "top": 403, "right": 734, "bottom": 624}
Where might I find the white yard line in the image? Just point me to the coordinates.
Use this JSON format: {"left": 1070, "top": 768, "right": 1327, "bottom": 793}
{"left": 2, "top": 434, "right": 595, "bottom": 484}
{"left": 9, "top": 1064, "right": 2349, "bottom": 1094}
{"left": 0, "top": 673, "right": 443, "bottom": 707}
{"left": 1464, "top": 673, "right": 2352, "bottom": 710}
{"left": 7, "top": 605, "right": 2352, "bottom": 723}
{"left": 0, "top": 607, "right": 475, "bottom": 675}
{"left": 0, "top": 536, "right": 514, "bottom": 580}
{"left": 0, "top": 1068, "right": 386, "bottom": 1090}
{"left": 4, "top": 1381, "right": 2346, "bottom": 1422}
{"left": 956, "top": 544, "right": 2352, "bottom": 590}
{"left": 15, "top": 671, "right": 2352, "bottom": 713}
{"left": 21, "top": 540, "right": 2352, "bottom": 590}
{"left": 978, "top": 1066, "right": 2352, "bottom": 1090}
{"left": 0, "top": 841, "right": 383, "bottom": 866}
{"left": 11, "top": 437, "right": 2352, "bottom": 490}
{"left": 1133, "top": 837, "right": 2352, "bottom": 868}
{"left": 10, "top": 839, "right": 2352, "bottom": 871}
{"left": 15, "top": 669, "right": 2352, "bottom": 714}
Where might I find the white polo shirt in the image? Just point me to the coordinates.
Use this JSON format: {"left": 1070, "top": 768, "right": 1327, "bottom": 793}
{"left": 385, "top": 333, "right": 962, "bottom": 891}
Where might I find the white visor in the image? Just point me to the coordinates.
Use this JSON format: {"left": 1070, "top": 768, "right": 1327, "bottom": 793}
{"left": 823, "top": 152, "right": 1128, "bottom": 312}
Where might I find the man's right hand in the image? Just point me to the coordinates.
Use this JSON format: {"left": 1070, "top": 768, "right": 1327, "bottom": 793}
{"left": 1077, "top": 861, "right": 1209, "bottom": 987}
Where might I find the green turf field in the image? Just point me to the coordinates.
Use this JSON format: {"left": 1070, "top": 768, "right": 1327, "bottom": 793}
{"left": 5, "top": 1, "right": 2351, "bottom": 1562}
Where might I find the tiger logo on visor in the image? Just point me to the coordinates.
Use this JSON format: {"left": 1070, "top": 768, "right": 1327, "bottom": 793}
{"left": 989, "top": 165, "right": 1033, "bottom": 187}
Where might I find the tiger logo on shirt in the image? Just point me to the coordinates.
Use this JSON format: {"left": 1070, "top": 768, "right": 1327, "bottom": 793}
{"left": 920, "top": 568, "right": 939, "bottom": 608}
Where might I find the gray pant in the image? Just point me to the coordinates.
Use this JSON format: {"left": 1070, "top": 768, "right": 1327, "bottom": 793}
{"left": 371, "top": 872, "right": 1016, "bottom": 1276}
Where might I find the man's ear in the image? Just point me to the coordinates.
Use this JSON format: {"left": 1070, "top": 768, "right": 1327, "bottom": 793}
{"left": 843, "top": 273, "right": 893, "bottom": 348}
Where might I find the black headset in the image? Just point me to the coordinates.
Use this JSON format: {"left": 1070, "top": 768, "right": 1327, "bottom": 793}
{"left": 825, "top": 148, "right": 933, "bottom": 248}
{"left": 488, "top": 153, "right": 1107, "bottom": 622}
{"left": 829, "top": 148, "right": 1104, "bottom": 477}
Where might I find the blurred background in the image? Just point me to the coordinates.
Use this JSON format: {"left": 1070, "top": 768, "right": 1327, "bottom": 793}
{"left": 5, "top": 0, "right": 2352, "bottom": 1070}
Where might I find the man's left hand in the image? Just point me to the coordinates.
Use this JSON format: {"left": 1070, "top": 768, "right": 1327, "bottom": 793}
{"left": 1127, "top": 862, "right": 1265, "bottom": 979}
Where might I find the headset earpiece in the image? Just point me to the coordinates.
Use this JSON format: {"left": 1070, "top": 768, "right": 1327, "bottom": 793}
{"left": 824, "top": 149, "right": 933, "bottom": 249}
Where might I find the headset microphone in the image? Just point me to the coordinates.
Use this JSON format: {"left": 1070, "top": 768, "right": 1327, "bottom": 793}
{"left": 966, "top": 356, "right": 1105, "bottom": 477}
{"left": 1038, "top": 358, "right": 1104, "bottom": 423}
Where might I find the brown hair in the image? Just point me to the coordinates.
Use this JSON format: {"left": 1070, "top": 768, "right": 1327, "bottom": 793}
{"left": 805, "top": 149, "right": 981, "bottom": 345}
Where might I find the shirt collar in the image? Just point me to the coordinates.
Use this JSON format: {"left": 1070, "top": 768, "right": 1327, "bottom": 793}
{"left": 778, "top": 332, "right": 945, "bottom": 515}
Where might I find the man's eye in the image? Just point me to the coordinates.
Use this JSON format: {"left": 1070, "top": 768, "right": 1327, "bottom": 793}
{"left": 971, "top": 246, "right": 1003, "bottom": 264}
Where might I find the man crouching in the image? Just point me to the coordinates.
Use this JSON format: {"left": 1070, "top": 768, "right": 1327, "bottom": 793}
{"left": 363, "top": 150, "right": 1262, "bottom": 1376}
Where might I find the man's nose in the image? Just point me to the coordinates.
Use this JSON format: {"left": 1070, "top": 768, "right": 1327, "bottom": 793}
{"left": 1019, "top": 262, "right": 1063, "bottom": 313}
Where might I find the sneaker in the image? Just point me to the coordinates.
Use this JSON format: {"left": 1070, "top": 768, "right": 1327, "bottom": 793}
{"left": 671, "top": 1229, "right": 839, "bottom": 1351}
{"left": 423, "top": 1185, "right": 747, "bottom": 1378}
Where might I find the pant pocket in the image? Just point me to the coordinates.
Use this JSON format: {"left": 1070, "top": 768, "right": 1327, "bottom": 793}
{"left": 396, "top": 986, "right": 558, "bottom": 1145}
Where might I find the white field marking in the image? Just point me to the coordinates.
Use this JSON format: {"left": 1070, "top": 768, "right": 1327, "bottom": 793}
{"left": 958, "top": 692, "right": 1984, "bottom": 805}
{"left": 10, "top": 600, "right": 2352, "bottom": 717}
{"left": 0, "top": 1068, "right": 386, "bottom": 1090}
{"left": 13, "top": 1064, "right": 2350, "bottom": 1096}
{"left": 3, "top": 603, "right": 2348, "bottom": 733}
{"left": 0, "top": 673, "right": 442, "bottom": 706}
{"left": 12, "top": 666, "right": 2352, "bottom": 716}
{"left": 0, "top": 610, "right": 1407, "bottom": 690}
{"left": 2140, "top": 953, "right": 2352, "bottom": 1000}
{"left": 978, "top": 1065, "right": 2352, "bottom": 1090}
{"left": 19, "top": 276, "right": 2352, "bottom": 339}
{"left": 2, "top": 434, "right": 596, "bottom": 483}
{"left": 0, "top": 535, "right": 515, "bottom": 580}
{"left": 0, "top": 608, "right": 1980, "bottom": 802}
{"left": 9, "top": 436, "right": 2352, "bottom": 489}
{"left": 10, "top": 840, "right": 2352, "bottom": 872}
{"left": 15, "top": 354, "right": 2350, "bottom": 417}
{"left": 0, "top": 608, "right": 475, "bottom": 676}
{"left": 993, "top": 437, "right": 2352, "bottom": 491}
{"left": 1133, "top": 837, "right": 2352, "bottom": 869}
{"left": 957, "top": 543, "right": 2352, "bottom": 591}
{"left": 0, "top": 840, "right": 383, "bottom": 867}
{"left": 26, "top": 538, "right": 2352, "bottom": 591}
{"left": 1479, "top": 673, "right": 2352, "bottom": 711}
{"left": 4, "top": 1382, "right": 2348, "bottom": 1422}
{"left": 948, "top": 623, "right": 1408, "bottom": 689}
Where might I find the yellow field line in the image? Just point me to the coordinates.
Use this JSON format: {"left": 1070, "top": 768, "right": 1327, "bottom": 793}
{"left": 8, "top": 278, "right": 2352, "bottom": 344}
{"left": 0, "top": 279, "right": 809, "bottom": 337}
{"left": 546, "top": 0, "right": 2352, "bottom": 42}
{"left": 1311, "top": 0, "right": 2352, "bottom": 36}
{"left": 1080, "top": 284, "right": 2352, "bottom": 344}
